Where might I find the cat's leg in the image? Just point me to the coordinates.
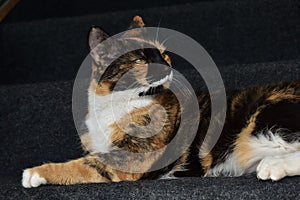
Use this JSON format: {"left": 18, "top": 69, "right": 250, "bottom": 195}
{"left": 256, "top": 151, "right": 300, "bottom": 181}
{"left": 22, "top": 155, "right": 143, "bottom": 188}
{"left": 22, "top": 156, "right": 108, "bottom": 188}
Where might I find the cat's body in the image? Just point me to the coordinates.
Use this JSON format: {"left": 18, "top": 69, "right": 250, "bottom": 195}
{"left": 22, "top": 16, "right": 300, "bottom": 188}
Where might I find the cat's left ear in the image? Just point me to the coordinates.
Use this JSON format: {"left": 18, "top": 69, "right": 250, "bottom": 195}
{"left": 88, "top": 26, "right": 119, "bottom": 66}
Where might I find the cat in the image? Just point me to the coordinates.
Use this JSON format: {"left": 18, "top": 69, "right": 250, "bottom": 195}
{"left": 22, "top": 16, "right": 300, "bottom": 188}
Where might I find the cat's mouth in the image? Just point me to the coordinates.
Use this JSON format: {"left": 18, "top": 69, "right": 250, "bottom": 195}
{"left": 139, "top": 71, "right": 173, "bottom": 96}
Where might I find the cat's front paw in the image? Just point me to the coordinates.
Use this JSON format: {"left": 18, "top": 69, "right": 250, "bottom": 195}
{"left": 256, "top": 156, "right": 287, "bottom": 181}
{"left": 22, "top": 168, "right": 47, "bottom": 188}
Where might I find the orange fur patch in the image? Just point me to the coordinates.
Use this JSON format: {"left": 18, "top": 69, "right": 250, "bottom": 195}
{"left": 201, "top": 153, "right": 213, "bottom": 173}
{"left": 267, "top": 92, "right": 299, "bottom": 103}
{"left": 115, "top": 171, "right": 143, "bottom": 181}
{"left": 90, "top": 79, "right": 112, "bottom": 96}
{"left": 234, "top": 109, "right": 262, "bottom": 167}
{"left": 133, "top": 15, "right": 145, "bottom": 27}
{"left": 80, "top": 133, "right": 92, "bottom": 152}
{"left": 109, "top": 122, "right": 127, "bottom": 144}
{"left": 163, "top": 54, "right": 172, "bottom": 66}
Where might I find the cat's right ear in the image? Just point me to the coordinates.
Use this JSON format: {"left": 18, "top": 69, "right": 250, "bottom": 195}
{"left": 88, "top": 26, "right": 112, "bottom": 66}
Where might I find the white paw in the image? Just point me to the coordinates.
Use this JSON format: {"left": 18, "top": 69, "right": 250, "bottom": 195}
{"left": 256, "top": 156, "right": 288, "bottom": 181}
{"left": 22, "top": 169, "right": 47, "bottom": 188}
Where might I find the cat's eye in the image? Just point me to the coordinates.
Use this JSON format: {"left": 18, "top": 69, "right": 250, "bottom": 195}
{"left": 134, "top": 59, "right": 144, "bottom": 64}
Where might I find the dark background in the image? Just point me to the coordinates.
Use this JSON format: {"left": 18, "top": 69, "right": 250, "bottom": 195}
{"left": 1, "top": 0, "right": 300, "bottom": 85}
{"left": 4, "top": 0, "right": 212, "bottom": 22}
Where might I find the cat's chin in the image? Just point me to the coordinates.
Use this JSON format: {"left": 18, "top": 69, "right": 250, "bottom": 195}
{"left": 139, "top": 71, "right": 173, "bottom": 96}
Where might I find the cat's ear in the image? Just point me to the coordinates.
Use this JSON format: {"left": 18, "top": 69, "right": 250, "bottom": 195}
{"left": 123, "top": 16, "right": 145, "bottom": 38}
{"left": 88, "top": 25, "right": 110, "bottom": 51}
{"left": 88, "top": 26, "right": 118, "bottom": 66}
{"left": 128, "top": 15, "right": 145, "bottom": 29}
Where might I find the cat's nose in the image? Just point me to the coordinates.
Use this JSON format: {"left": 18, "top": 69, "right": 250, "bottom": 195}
{"left": 155, "top": 56, "right": 171, "bottom": 68}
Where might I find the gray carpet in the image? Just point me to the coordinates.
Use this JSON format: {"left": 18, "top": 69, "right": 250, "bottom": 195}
{"left": 1, "top": 176, "right": 300, "bottom": 200}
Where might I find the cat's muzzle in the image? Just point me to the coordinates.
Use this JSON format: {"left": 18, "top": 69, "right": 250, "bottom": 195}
{"left": 139, "top": 70, "right": 173, "bottom": 96}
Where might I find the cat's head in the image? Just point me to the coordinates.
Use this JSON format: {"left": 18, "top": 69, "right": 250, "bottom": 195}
{"left": 88, "top": 16, "right": 173, "bottom": 97}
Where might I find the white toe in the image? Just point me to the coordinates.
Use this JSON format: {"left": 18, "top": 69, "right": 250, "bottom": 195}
{"left": 22, "top": 169, "right": 47, "bottom": 188}
{"left": 30, "top": 172, "right": 47, "bottom": 187}
{"left": 22, "top": 169, "right": 31, "bottom": 188}
{"left": 256, "top": 156, "right": 287, "bottom": 181}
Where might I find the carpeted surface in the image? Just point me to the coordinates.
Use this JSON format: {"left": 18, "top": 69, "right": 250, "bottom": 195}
{"left": 1, "top": 176, "right": 300, "bottom": 200}
{"left": 1, "top": 0, "right": 300, "bottom": 199}
{"left": 1, "top": 60, "right": 300, "bottom": 199}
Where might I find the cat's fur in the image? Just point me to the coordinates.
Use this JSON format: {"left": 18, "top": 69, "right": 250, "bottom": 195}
{"left": 22, "top": 16, "right": 300, "bottom": 188}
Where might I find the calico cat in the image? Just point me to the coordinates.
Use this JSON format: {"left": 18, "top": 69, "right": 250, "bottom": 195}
{"left": 22, "top": 16, "right": 300, "bottom": 188}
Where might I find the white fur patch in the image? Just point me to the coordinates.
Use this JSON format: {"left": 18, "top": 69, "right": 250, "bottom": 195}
{"left": 257, "top": 151, "right": 300, "bottom": 181}
{"left": 160, "top": 166, "right": 187, "bottom": 180}
{"left": 150, "top": 71, "right": 173, "bottom": 87}
{"left": 160, "top": 171, "right": 178, "bottom": 180}
{"left": 244, "top": 130, "right": 300, "bottom": 173}
{"left": 86, "top": 88, "right": 154, "bottom": 153}
{"left": 22, "top": 169, "right": 47, "bottom": 188}
{"left": 205, "top": 153, "right": 244, "bottom": 177}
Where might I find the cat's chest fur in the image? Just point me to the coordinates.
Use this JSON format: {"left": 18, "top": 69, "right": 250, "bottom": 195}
{"left": 85, "top": 88, "right": 154, "bottom": 153}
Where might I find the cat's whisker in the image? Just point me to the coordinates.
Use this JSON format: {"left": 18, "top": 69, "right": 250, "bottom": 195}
{"left": 172, "top": 77, "right": 192, "bottom": 98}
{"left": 145, "top": 75, "right": 154, "bottom": 82}
{"left": 155, "top": 18, "right": 162, "bottom": 43}
{"left": 127, "top": 81, "right": 139, "bottom": 89}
